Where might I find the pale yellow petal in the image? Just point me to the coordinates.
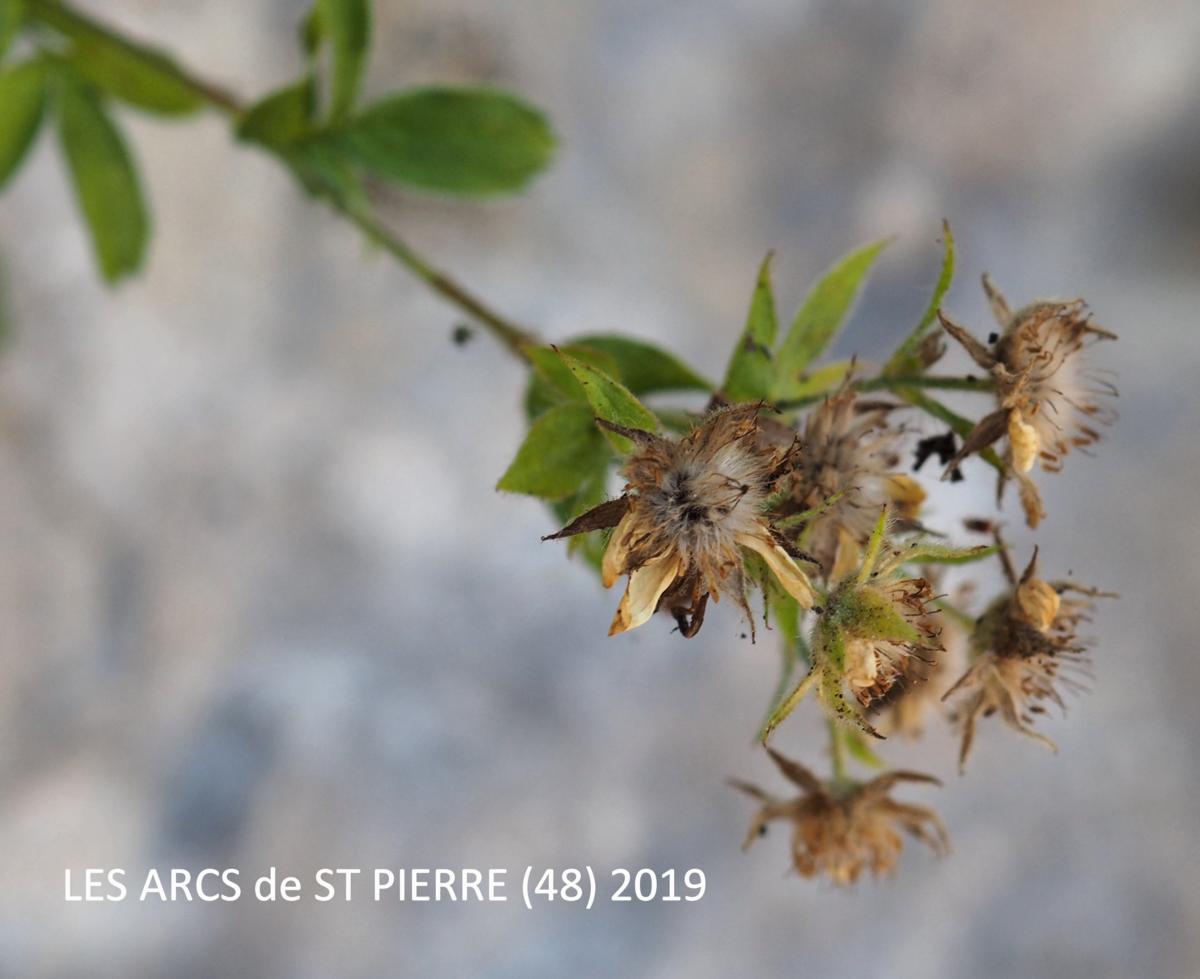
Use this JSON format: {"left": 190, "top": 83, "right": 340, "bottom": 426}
{"left": 608, "top": 551, "right": 681, "bottom": 636}
{"left": 1016, "top": 471, "right": 1045, "bottom": 529}
{"left": 830, "top": 526, "right": 861, "bottom": 583}
{"left": 884, "top": 474, "right": 926, "bottom": 520}
{"left": 844, "top": 638, "right": 877, "bottom": 688}
{"left": 1007, "top": 408, "right": 1040, "bottom": 474}
{"left": 739, "top": 532, "right": 816, "bottom": 609}
{"left": 601, "top": 511, "right": 637, "bottom": 588}
{"left": 1015, "top": 578, "right": 1060, "bottom": 632}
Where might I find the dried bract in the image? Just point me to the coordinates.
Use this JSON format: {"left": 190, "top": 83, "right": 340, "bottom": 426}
{"left": 938, "top": 276, "right": 1117, "bottom": 526}
{"left": 732, "top": 748, "right": 948, "bottom": 885}
{"left": 775, "top": 387, "right": 921, "bottom": 580}
{"left": 547, "top": 404, "right": 816, "bottom": 637}
{"left": 942, "top": 549, "right": 1112, "bottom": 771}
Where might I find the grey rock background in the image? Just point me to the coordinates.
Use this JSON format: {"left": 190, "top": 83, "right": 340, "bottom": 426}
{"left": 1, "top": 0, "right": 1198, "bottom": 976}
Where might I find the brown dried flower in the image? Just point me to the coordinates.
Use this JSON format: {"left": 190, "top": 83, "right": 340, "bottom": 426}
{"left": 938, "top": 275, "right": 1117, "bottom": 527}
{"left": 840, "top": 576, "right": 944, "bottom": 714}
{"left": 869, "top": 575, "right": 964, "bottom": 739}
{"left": 732, "top": 747, "right": 948, "bottom": 885}
{"left": 775, "top": 386, "right": 923, "bottom": 580}
{"left": 942, "top": 547, "right": 1112, "bottom": 771}
{"left": 546, "top": 404, "right": 816, "bottom": 637}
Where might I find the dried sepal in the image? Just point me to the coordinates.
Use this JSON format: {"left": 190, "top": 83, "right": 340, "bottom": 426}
{"left": 733, "top": 749, "right": 948, "bottom": 885}
{"left": 552, "top": 402, "right": 816, "bottom": 638}
{"left": 943, "top": 549, "right": 1114, "bottom": 771}
{"left": 937, "top": 279, "right": 1117, "bottom": 527}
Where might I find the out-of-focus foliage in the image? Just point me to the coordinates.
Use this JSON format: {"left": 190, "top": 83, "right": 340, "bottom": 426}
{"left": 0, "top": 57, "right": 46, "bottom": 187}
{"left": 55, "top": 69, "right": 148, "bottom": 281}
{"left": 0, "top": 0, "right": 557, "bottom": 282}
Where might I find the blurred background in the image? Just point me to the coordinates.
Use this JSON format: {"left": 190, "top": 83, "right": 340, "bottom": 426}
{"left": 1, "top": 0, "right": 1198, "bottom": 976}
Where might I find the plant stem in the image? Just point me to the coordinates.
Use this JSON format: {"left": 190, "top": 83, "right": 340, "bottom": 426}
{"left": 338, "top": 202, "right": 537, "bottom": 361}
{"left": 26, "top": 0, "right": 242, "bottom": 114}
{"left": 758, "top": 668, "right": 817, "bottom": 744}
{"left": 775, "top": 373, "right": 993, "bottom": 411}
{"left": 827, "top": 718, "right": 846, "bottom": 780}
{"left": 758, "top": 637, "right": 798, "bottom": 741}
{"left": 27, "top": 0, "right": 541, "bottom": 362}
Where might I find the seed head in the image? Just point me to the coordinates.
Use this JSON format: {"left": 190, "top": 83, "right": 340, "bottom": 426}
{"left": 731, "top": 748, "right": 948, "bottom": 885}
{"left": 546, "top": 404, "right": 816, "bottom": 637}
{"left": 942, "top": 548, "right": 1113, "bottom": 771}
{"left": 937, "top": 276, "right": 1117, "bottom": 527}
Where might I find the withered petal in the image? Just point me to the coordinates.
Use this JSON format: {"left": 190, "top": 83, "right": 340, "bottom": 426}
{"left": 542, "top": 496, "right": 631, "bottom": 541}
{"left": 938, "top": 310, "right": 997, "bottom": 371}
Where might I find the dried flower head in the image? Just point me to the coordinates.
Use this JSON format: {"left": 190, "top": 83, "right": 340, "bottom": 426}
{"left": 546, "top": 403, "right": 816, "bottom": 637}
{"left": 758, "top": 507, "right": 990, "bottom": 744}
{"left": 942, "top": 547, "right": 1113, "bottom": 771}
{"left": 870, "top": 574, "right": 966, "bottom": 739}
{"left": 731, "top": 747, "right": 948, "bottom": 885}
{"left": 832, "top": 575, "right": 943, "bottom": 718}
{"left": 937, "top": 276, "right": 1117, "bottom": 527}
{"left": 775, "top": 386, "right": 922, "bottom": 580}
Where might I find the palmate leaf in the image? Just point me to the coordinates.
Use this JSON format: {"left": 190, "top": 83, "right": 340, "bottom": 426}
{"left": 55, "top": 70, "right": 149, "bottom": 282}
{"left": 0, "top": 57, "right": 47, "bottom": 188}
{"left": 328, "top": 86, "right": 556, "bottom": 196}
{"left": 772, "top": 238, "right": 890, "bottom": 400}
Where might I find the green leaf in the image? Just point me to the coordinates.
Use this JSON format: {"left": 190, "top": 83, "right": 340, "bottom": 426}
{"left": 299, "top": 5, "right": 324, "bottom": 59}
{"left": 856, "top": 505, "right": 890, "bottom": 583}
{"left": 896, "top": 543, "right": 999, "bottom": 566}
{"left": 723, "top": 252, "right": 778, "bottom": 402}
{"left": 885, "top": 220, "right": 954, "bottom": 375}
{"left": 64, "top": 36, "right": 203, "bottom": 115}
{"left": 328, "top": 86, "right": 555, "bottom": 196}
{"left": 496, "top": 402, "right": 609, "bottom": 500}
{"left": 555, "top": 347, "right": 658, "bottom": 449}
{"left": 844, "top": 729, "right": 886, "bottom": 769}
{"left": 786, "top": 359, "right": 852, "bottom": 400}
{"left": 55, "top": 72, "right": 149, "bottom": 282}
{"left": 0, "top": 0, "right": 23, "bottom": 62}
{"left": 318, "top": 0, "right": 369, "bottom": 122}
{"left": 0, "top": 58, "right": 46, "bottom": 188}
{"left": 570, "top": 334, "right": 711, "bottom": 394}
{"left": 523, "top": 343, "right": 618, "bottom": 419}
{"left": 773, "top": 238, "right": 890, "bottom": 399}
{"left": 237, "top": 77, "right": 316, "bottom": 147}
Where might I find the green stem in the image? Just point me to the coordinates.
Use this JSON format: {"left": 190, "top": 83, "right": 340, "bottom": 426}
{"left": 27, "top": 0, "right": 541, "bottom": 363}
{"left": 775, "top": 373, "right": 993, "bottom": 411}
{"left": 758, "top": 668, "right": 817, "bottom": 743}
{"left": 337, "top": 201, "right": 537, "bottom": 361}
{"left": 757, "top": 637, "right": 798, "bottom": 741}
{"left": 26, "top": 0, "right": 242, "bottom": 114}
{"left": 827, "top": 718, "right": 846, "bottom": 780}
